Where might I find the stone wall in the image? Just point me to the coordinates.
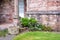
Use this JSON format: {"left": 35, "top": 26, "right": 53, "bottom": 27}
{"left": 26, "top": 13, "right": 60, "bottom": 31}
{"left": 0, "top": 0, "right": 18, "bottom": 24}
{"left": 27, "top": 0, "right": 60, "bottom": 11}
{"left": 25, "top": 0, "right": 60, "bottom": 31}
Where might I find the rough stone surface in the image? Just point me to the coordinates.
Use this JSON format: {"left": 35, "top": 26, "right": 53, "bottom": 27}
{"left": 8, "top": 26, "right": 19, "bottom": 34}
{"left": 0, "top": 0, "right": 18, "bottom": 29}
{"left": 26, "top": 0, "right": 60, "bottom": 31}
{"left": 27, "top": 0, "right": 60, "bottom": 11}
{"left": 0, "top": 35, "right": 15, "bottom": 40}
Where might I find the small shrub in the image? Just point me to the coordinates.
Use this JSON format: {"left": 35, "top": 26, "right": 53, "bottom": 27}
{"left": 29, "top": 18, "right": 37, "bottom": 26}
{"left": 20, "top": 18, "right": 29, "bottom": 27}
{"left": 0, "top": 29, "right": 8, "bottom": 37}
{"left": 20, "top": 17, "right": 52, "bottom": 31}
{"left": 41, "top": 25, "right": 52, "bottom": 31}
{"left": 29, "top": 23, "right": 43, "bottom": 31}
{"left": 46, "top": 27, "right": 52, "bottom": 31}
{"left": 20, "top": 18, "right": 37, "bottom": 28}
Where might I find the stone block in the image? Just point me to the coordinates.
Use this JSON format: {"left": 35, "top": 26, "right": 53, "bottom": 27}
{"left": 8, "top": 26, "right": 19, "bottom": 35}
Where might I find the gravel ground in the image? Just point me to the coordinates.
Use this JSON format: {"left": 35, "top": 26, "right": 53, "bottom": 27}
{"left": 0, "top": 35, "right": 16, "bottom": 40}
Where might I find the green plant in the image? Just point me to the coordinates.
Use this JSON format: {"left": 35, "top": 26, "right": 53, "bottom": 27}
{"left": 41, "top": 25, "right": 52, "bottom": 31}
{"left": 29, "top": 23, "right": 42, "bottom": 31}
{"left": 20, "top": 18, "right": 29, "bottom": 27}
{"left": 20, "top": 18, "right": 37, "bottom": 27}
{"left": 0, "top": 29, "right": 8, "bottom": 37}
{"left": 20, "top": 17, "right": 52, "bottom": 31}
{"left": 29, "top": 18, "right": 39, "bottom": 31}
{"left": 46, "top": 26, "right": 52, "bottom": 31}
{"left": 29, "top": 18, "right": 37, "bottom": 26}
